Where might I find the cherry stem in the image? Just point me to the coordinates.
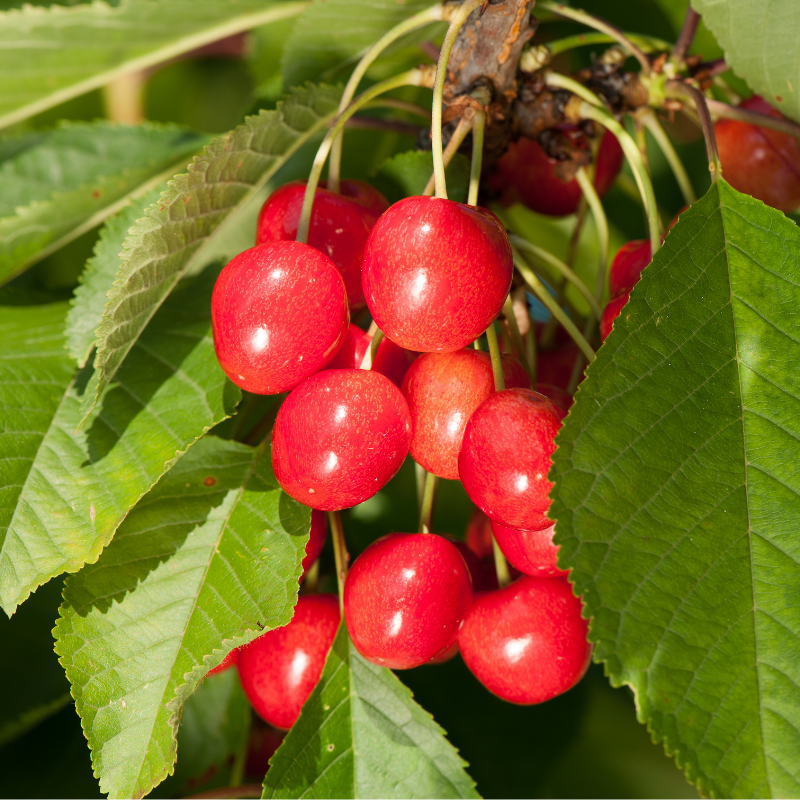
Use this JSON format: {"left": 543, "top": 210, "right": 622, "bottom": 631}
{"left": 491, "top": 535, "right": 512, "bottom": 589}
{"left": 485, "top": 321, "right": 506, "bottom": 392}
{"left": 665, "top": 81, "right": 721, "bottom": 182}
{"left": 327, "top": 510, "right": 349, "bottom": 614}
{"left": 297, "top": 69, "right": 423, "bottom": 244}
{"left": 704, "top": 96, "right": 800, "bottom": 139}
{"left": 544, "top": 71, "right": 606, "bottom": 108}
{"left": 574, "top": 167, "right": 609, "bottom": 301}
{"left": 423, "top": 113, "right": 473, "bottom": 196}
{"left": 538, "top": 1, "right": 651, "bottom": 75}
{"left": 431, "top": 0, "right": 484, "bottom": 199}
{"left": 414, "top": 461, "right": 427, "bottom": 513}
{"left": 638, "top": 108, "right": 697, "bottom": 205}
{"left": 366, "top": 98, "right": 432, "bottom": 121}
{"left": 670, "top": 7, "right": 700, "bottom": 65}
{"left": 509, "top": 235, "right": 603, "bottom": 320}
{"left": 468, "top": 108, "right": 485, "bottom": 206}
{"left": 502, "top": 294, "right": 535, "bottom": 385}
{"left": 359, "top": 328, "right": 385, "bottom": 369}
{"left": 327, "top": 2, "right": 444, "bottom": 193}
{"left": 304, "top": 558, "right": 320, "bottom": 593}
{"left": 512, "top": 248, "right": 596, "bottom": 364}
{"left": 418, "top": 469, "right": 439, "bottom": 533}
{"left": 543, "top": 31, "right": 671, "bottom": 58}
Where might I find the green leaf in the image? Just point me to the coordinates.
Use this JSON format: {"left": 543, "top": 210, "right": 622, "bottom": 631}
{"left": 84, "top": 82, "right": 342, "bottom": 424}
{"left": 0, "top": 122, "right": 209, "bottom": 286}
{"left": 371, "top": 150, "right": 471, "bottom": 205}
{"left": 691, "top": 0, "right": 800, "bottom": 120}
{"left": 263, "top": 623, "right": 479, "bottom": 799}
{"left": 0, "top": 268, "right": 240, "bottom": 617}
{"left": 281, "top": 0, "right": 442, "bottom": 88}
{"left": 55, "top": 434, "right": 311, "bottom": 799}
{"left": 550, "top": 180, "right": 800, "bottom": 798}
{"left": 0, "top": 0, "right": 307, "bottom": 130}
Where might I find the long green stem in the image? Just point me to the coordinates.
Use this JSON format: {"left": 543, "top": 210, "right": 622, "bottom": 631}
{"left": 574, "top": 167, "right": 609, "bottom": 300}
{"left": 327, "top": 3, "right": 443, "bottom": 192}
{"left": 665, "top": 81, "right": 721, "bottom": 182}
{"left": 485, "top": 322, "right": 506, "bottom": 392}
{"left": 327, "top": 511, "right": 349, "bottom": 614}
{"left": 502, "top": 294, "right": 535, "bottom": 385}
{"left": 431, "top": 0, "right": 483, "bottom": 199}
{"left": 468, "top": 108, "right": 485, "bottom": 206}
{"left": 491, "top": 536, "right": 512, "bottom": 589}
{"left": 639, "top": 108, "right": 697, "bottom": 205}
{"left": 359, "top": 328, "right": 385, "bottom": 369}
{"left": 543, "top": 31, "right": 672, "bottom": 57}
{"left": 544, "top": 71, "right": 605, "bottom": 108}
{"left": 703, "top": 97, "right": 800, "bottom": 139}
{"left": 418, "top": 469, "right": 439, "bottom": 533}
{"left": 297, "top": 69, "right": 422, "bottom": 244}
{"left": 423, "top": 113, "right": 473, "bottom": 196}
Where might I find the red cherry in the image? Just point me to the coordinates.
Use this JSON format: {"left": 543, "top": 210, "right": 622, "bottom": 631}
{"left": 428, "top": 640, "right": 460, "bottom": 665}
{"left": 237, "top": 594, "right": 340, "bottom": 729}
{"left": 300, "top": 510, "right": 327, "bottom": 580}
{"left": 488, "top": 129, "right": 623, "bottom": 216}
{"left": 466, "top": 507, "right": 494, "bottom": 560}
{"left": 536, "top": 342, "right": 580, "bottom": 392}
{"left": 211, "top": 241, "right": 349, "bottom": 394}
{"left": 245, "top": 722, "right": 285, "bottom": 779}
{"left": 326, "top": 323, "right": 416, "bottom": 387}
{"left": 344, "top": 533, "right": 473, "bottom": 669}
{"left": 459, "top": 388, "right": 566, "bottom": 531}
{"left": 334, "top": 179, "right": 391, "bottom": 221}
{"left": 446, "top": 535, "right": 494, "bottom": 592}
{"left": 458, "top": 575, "right": 591, "bottom": 704}
{"left": 271, "top": 369, "right": 411, "bottom": 510}
{"left": 402, "top": 349, "right": 530, "bottom": 480}
{"left": 362, "top": 196, "right": 513, "bottom": 352}
{"left": 207, "top": 647, "right": 238, "bottom": 677}
{"left": 715, "top": 95, "right": 800, "bottom": 212}
{"left": 608, "top": 240, "right": 651, "bottom": 297}
{"left": 256, "top": 180, "right": 388, "bottom": 310}
{"left": 534, "top": 382, "right": 573, "bottom": 412}
{"left": 491, "top": 520, "right": 566, "bottom": 577}
{"left": 600, "top": 289, "right": 631, "bottom": 342}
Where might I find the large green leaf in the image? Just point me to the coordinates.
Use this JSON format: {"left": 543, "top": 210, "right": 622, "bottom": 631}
{"left": 0, "top": 0, "right": 307, "bottom": 130}
{"left": 550, "top": 180, "right": 800, "bottom": 797}
{"left": 263, "top": 623, "right": 479, "bottom": 799}
{"left": 55, "top": 434, "right": 310, "bottom": 799}
{"left": 0, "top": 268, "right": 240, "bottom": 617}
{"left": 691, "top": 0, "right": 800, "bottom": 120}
{"left": 83, "top": 82, "right": 342, "bottom": 423}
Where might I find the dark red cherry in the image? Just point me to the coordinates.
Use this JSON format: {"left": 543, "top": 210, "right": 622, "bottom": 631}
{"left": 491, "top": 520, "right": 566, "bottom": 577}
{"left": 466, "top": 507, "right": 494, "bottom": 560}
{"left": 608, "top": 240, "right": 651, "bottom": 297}
{"left": 271, "top": 369, "right": 411, "bottom": 510}
{"left": 207, "top": 647, "right": 238, "bottom": 677}
{"left": 211, "top": 241, "right": 349, "bottom": 394}
{"left": 488, "top": 128, "right": 623, "bottom": 216}
{"left": 458, "top": 575, "right": 591, "bottom": 704}
{"left": 334, "top": 179, "right": 391, "bottom": 221}
{"left": 536, "top": 342, "right": 580, "bottom": 392}
{"left": 245, "top": 723, "right": 285, "bottom": 779}
{"left": 362, "top": 196, "right": 513, "bottom": 352}
{"left": 300, "top": 510, "right": 327, "bottom": 580}
{"left": 256, "top": 180, "right": 388, "bottom": 310}
{"left": 715, "top": 95, "right": 800, "bottom": 212}
{"left": 402, "top": 349, "right": 530, "bottom": 480}
{"left": 535, "top": 382, "right": 573, "bottom": 412}
{"left": 344, "top": 533, "right": 473, "bottom": 669}
{"left": 237, "top": 594, "right": 340, "bottom": 729}
{"left": 600, "top": 289, "right": 631, "bottom": 342}
{"left": 326, "top": 323, "right": 416, "bottom": 387}
{"left": 459, "top": 388, "right": 566, "bottom": 531}
{"left": 447, "top": 536, "right": 494, "bottom": 592}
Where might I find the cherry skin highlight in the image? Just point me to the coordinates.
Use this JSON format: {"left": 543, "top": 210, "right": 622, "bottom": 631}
{"left": 237, "top": 594, "right": 340, "bottom": 729}
{"left": 362, "top": 196, "right": 513, "bottom": 352}
{"left": 608, "top": 240, "right": 651, "bottom": 297}
{"left": 211, "top": 241, "right": 349, "bottom": 394}
{"left": 344, "top": 533, "right": 473, "bottom": 669}
{"left": 491, "top": 520, "right": 566, "bottom": 577}
{"left": 402, "top": 349, "right": 530, "bottom": 480}
{"left": 300, "top": 510, "right": 327, "bottom": 581}
{"left": 600, "top": 289, "right": 631, "bottom": 342}
{"left": 458, "top": 575, "right": 591, "bottom": 704}
{"left": 715, "top": 95, "right": 800, "bottom": 212}
{"left": 459, "top": 388, "right": 566, "bottom": 531}
{"left": 271, "top": 369, "right": 411, "bottom": 511}
{"left": 326, "top": 322, "right": 416, "bottom": 387}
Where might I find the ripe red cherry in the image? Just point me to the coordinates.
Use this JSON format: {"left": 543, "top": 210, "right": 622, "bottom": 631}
{"left": 237, "top": 594, "right": 340, "bottom": 730}
{"left": 491, "top": 520, "right": 566, "bottom": 577}
{"left": 300, "top": 510, "right": 327, "bottom": 580}
{"left": 715, "top": 95, "right": 800, "bottom": 212}
{"left": 362, "top": 196, "right": 513, "bottom": 352}
{"left": 207, "top": 647, "right": 238, "bottom": 677}
{"left": 608, "top": 240, "right": 651, "bottom": 297}
{"left": 271, "top": 369, "right": 411, "bottom": 510}
{"left": 600, "top": 289, "right": 631, "bottom": 342}
{"left": 327, "top": 323, "right": 416, "bottom": 387}
{"left": 458, "top": 575, "right": 591, "bottom": 704}
{"left": 256, "top": 180, "right": 388, "bottom": 310}
{"left": 459, "top": 388, "right": 566, "bottom": 531}
{"left": 402, "top": 349, "right": 530, "bottom": 480}
{"left": 447, "top": 536, "right": 495, "bottom": 592}
{"left": 344, "top": 533, "right": 473, "bottom": 669}
{"left": 466, "top": 507, "right": 494, "bottom": 559}
{"left": 333, "top": 179, "right": 391, "bottom": 221}
{"left": 536, "top": 341, "right": 580, "bottom": 392}
{"left": 535, "top": 382, "right": 573, "bottom": 412}
{"left": 211, "top": 241, "right": 349, "bottom": 394}
{"left": 488, "top": 128, "right": 623, "bottom": 216}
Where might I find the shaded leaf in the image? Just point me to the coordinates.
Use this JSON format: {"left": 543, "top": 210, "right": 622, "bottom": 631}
{"left": 55, "top": 435, "right": 310, "bottom": 799}
{"left": 371, "top": 149, "right": 470, "bottom": 205}
{"left": 551, "top": 180, "right": 800, "bottom": 797}
{"left": 264, "top": 623, "right": 479, "bottom": 799}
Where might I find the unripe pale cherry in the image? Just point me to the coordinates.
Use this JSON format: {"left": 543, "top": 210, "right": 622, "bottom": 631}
{"left": 458, "top": 576, "right": 591, "bottom": 704}
{"left": 300, "top": 510, "right": 327, "bottom": 581}
{"left": 237, "top": 594, "right": 340, "bottom": 729}
{"left": 327, "top": 322, "right": 416, "bottom": 387}
{"left": 600, "top": 289, "right": 632, "bottom": 342}
{"left": 362, "top": 196, "right": 513, "bottom": 352}
{"left": 491, "top": 520, "right": 566, "bottom": 577}
{"left": 344, "top": 533, "right": 473, "bottom": 669}
{"left": 459, "top": 388, "right": 566, "bottom": 531}
{"left": 271, "top": 369, "right": 411, "bottom": 511}
{"left": 402, "top": 349, "right": 530, "bottom": 480}
{"left": 211, "top": 241, "right": 349, "bottom": 394}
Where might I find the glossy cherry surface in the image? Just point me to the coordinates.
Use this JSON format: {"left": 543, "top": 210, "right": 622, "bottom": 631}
{"left": 301, "top": 510, "right": 327, "bottom": 580}
{"left": 458, "top": 575, "right": 591, "bottom": 704}
{"left": 362, "top": 196, "right": 513, "bottom": 352}
{"left": 207, "top": 647, "right": 238, "bottom": 677}
{"left": 715, "top": 95, "right": 800, "bottom": 212}
{"left": 402, "top": 349, "right": 530, "bottom": 479}
{"left": 211, "top": 241, "right": 349, "bottom": 394}
{"left": 271, "top": 369, "right": 411, "bottom": 510}
{"left": 491, "top": 520, "right": 566, "bottom": 577}
{"left": 600, "top": 289, "right": 631, "bottom": 342}
{"left": 459, "top": 388, "right": 566, "bottom": 530}
{"left": 237, "top": 594, "right": 340, "bottom": 729}
{"left": 608, "top": 240, "right": 651, "bottom": 297}
{"left": 488, "top": 129, "right": 623, "bottom": 216}
{"left": 344, "top": 533, "right": 473, "bottom": 669}
{"left": 326, "top": 323, "right": 416, "bottom": 387}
